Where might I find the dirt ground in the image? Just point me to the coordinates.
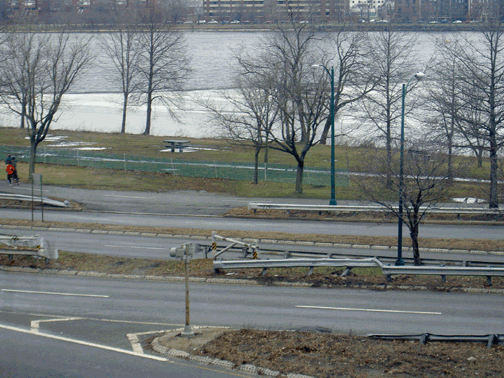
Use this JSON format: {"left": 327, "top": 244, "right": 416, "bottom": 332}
{"left": 182, "top": 329, "right": 504, "bottom": 378}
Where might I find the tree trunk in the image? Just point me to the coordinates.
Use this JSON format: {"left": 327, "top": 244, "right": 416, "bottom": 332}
{"left": 20, "top": 107, "right": 26, "bottom": 129}
{"left": 320, "top": 117, "right": 330, "bottom": 145}
{"left": 253, "top": 145, "right": 260, "bottom": 184}
{"left": 121, "top": 93, "right": 129, "bottom": 134}
{"left": 386, "top": 129, "right": 392, "bottom": 188}
{"left": 409, "top": 208, "right": 421, "bottom": 266}
{"left": 489, "top": 133, "right": 499, "bottom": 208}
{"left": 410, "top": 223, "right": 421, "bottom": 266}
{"left": 29, "top": 141, "right": 37, "bottom": 180}
{"left": 144, "top": 91, "right": 152, "bottom": 135}
{"left": 295, "top": 159, "right": 304, "bottom": 194}
{"left": 477, "top": 153, "right": 483, "bottom": 168}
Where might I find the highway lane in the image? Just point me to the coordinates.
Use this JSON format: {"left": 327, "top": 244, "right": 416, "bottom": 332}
{"left": 0, "top": 326, "right": 239, "bottom": 378}
{"left": 2, "top": 208, "right": 504, "bottom": 240}
{"left": 1, "top": 227, "right": 503, "bottom": 265}
{"left": 1, "top": 272, "right": 502, "bottom": 336}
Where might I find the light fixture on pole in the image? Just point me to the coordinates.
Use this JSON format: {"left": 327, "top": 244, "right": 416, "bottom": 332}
{"left": 396, "top": 71, "right": 425, "bottom": 266}
{"left": 312, "top": 64, "right": 337, "bottom": 206}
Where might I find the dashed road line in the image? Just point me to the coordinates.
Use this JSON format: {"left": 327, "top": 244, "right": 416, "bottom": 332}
{"left": 296, "top": 305, "right": 442, "bottom": 315}
{"left": 1, "top": 289, "right": 109, "bottom": 298}
{"left": 104, "top": 244, "right": 168, "bottom": 250}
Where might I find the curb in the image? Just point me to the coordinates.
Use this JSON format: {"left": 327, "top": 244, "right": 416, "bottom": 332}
{"left": 151, "top": 332, "right": 308, "bottom": 378}
{"left": 2, "top": 223, "right": 504, "bottom": 257}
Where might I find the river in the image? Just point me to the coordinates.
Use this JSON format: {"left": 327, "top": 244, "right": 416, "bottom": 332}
{"left": 0, "top": 31, "right": 461, "bottom": 138}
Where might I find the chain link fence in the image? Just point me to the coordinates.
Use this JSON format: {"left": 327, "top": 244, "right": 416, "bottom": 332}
{"left": 0, "top": 145, "right": 349, "bottom": 187}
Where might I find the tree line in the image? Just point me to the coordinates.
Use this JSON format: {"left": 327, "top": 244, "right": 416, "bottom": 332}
{"left": 1, "top": 11, "right": 504, "bottom": 264}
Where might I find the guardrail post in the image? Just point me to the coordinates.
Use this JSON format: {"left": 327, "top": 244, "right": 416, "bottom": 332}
{"left": 420, "top": 333, "right": 430, "bottom": 345}
{"left": 441, "top": 275, "right": 446, "bottom": 283}
{"left": 307, "top": 266, "right": 314, "bottom": 276}
{"left": 487, "top": 334, "right": 497, "bottom": 348}
{"left": 487, "top": 276, "right": 492, "bottom": 286}
{"left": 341, "top": 267, "right": 352, "bottom": 277}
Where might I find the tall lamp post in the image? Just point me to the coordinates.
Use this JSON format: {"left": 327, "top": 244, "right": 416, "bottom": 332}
{"left": 396, "top": 72, "right": 425, "bottom": 266}
{"left": 313, "top": 64, "right": 337, "bottom": 206}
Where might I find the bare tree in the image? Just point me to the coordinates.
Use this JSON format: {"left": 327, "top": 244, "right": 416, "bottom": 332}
{"left": 99, "top": 16, "right": 142, "bottom": 134}
{"left": 359, "top": 30, "right": 422, "bottom": 187}
{"left": 429, "top": 38, "right": 489, "bottom": 174}
{"left": 318, "top": 30, "right": 377, "bottom": 145}
{"left": 203, "top": 74, "right": 279, "bottom": 184}
{"left": 446, "top": 19, "right": 504, "bottom": 208}
{"left": 136, "top": 9, "right": 191, "bottom": 135}
{"left": 354, "top": 145, "right": 456, "bottom": 265}
{"left": 0, "top": 30, "right": 93, "bottom": 177}
{"left": 426, "top": 38, "right": 463, "bottom": 178}
{"left": 243, "top": 22, "right": 328, "bottom": 194}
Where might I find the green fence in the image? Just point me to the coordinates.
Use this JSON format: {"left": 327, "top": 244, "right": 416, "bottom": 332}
{"left": 0, "top": 145, "right": 349, "bottom": 187}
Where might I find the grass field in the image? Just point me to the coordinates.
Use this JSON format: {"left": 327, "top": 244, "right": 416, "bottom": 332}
{"left": 0, "top": 126, "right": 495, "bottom": 201}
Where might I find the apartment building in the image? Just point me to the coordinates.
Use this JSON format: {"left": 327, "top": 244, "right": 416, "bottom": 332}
{"left": 203, "top": 0, "right": 265, "bottom": 21}
{"left": 5, "top": 0, "right": 501, "bottom": 23}
{"left": 203, "top": 0, "right": 347, "bottom": 22}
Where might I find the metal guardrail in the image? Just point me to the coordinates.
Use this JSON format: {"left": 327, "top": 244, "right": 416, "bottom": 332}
{"left": 201, "top": 239, "right": 504, "bottom": 268}
{"left": 209, "top": 231, "right": 504, "bottom": 284}
{"left": 367, "top": 333, "right": 504, "bottom": 348}
{"left": 247, "top": 202, "right": 502, "bottom": 215}
{"left": 213, "top": 257, "right": 381, "bottom": 275}
{"left": 214, "top": 257, "right": 504, "bottom": 284}
{"left": 382, "top": 264, "right": 504, "bottom": 285}
{"left": 0, "top": 194, "right": 68, "bottom": 208}
{"left": 0, "top": 235, "right": 58, "bottom": 262}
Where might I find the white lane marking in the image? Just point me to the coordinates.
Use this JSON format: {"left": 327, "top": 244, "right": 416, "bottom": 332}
{"left": 0, "top": 311, "right": 182, "bottom": 328}
{"left": 104, "top": 244, "right": 167, "bottom": 250}
{"left": 31, "top": 317, "right": 84, "bottom": 332}
{"left": 296, "top": 305, "right": 442, "bottom": 315}
{"left": 0, "top": 323, "right": 169, "bottom": 362}
{"left": 104, "top": 195, "right": 148, "bottom": 199}
{"left": 1, "top": 289, "right": 109, "bottom": 298}
{"left": 127, "top": 333, "right": 144, "bottom": 354}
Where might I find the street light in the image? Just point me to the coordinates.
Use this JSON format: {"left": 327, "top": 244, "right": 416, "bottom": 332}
{"left": 313, "top": 64, "right": 337, "bottom": 206}
{"left": 396, "top": 71, "right": 425, "bottom": 266}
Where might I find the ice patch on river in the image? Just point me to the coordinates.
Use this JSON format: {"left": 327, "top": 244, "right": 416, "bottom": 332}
{"left": 0, "top": 92, "right": 216, "bottom": 138}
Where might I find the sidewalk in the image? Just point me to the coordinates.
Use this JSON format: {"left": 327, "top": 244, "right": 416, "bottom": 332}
{"left": 0, "top": 178, "right": 494, "bottom": 216}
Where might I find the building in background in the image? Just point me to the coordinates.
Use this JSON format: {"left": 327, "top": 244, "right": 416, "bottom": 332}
{"left": 4, "top": 0, "right": 503, "bottom": 23}
{"left": 203, "top": 0, "right": 265, "bottom": 23}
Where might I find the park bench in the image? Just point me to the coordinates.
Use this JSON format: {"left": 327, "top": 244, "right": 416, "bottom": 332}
{"left": 164, "top": 140, "right": 190, "bottom": 153}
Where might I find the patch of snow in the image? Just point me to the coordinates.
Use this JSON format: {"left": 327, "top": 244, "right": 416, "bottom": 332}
{"left": 452, "top": 197, "right": 486, "bottom": 204}
{"left": 76, "top": 147, "right": 109, "bottom": 151}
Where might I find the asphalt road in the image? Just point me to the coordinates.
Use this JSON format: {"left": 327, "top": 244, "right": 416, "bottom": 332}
{"left": 2, "top": 227, "right": 504, "bottom": 266}
{"left": 2, "top": 272, "right": 502, "bottom": 336}
{"left": 2, "top": 182, "right": 504, "bottom": 240}
{"left": 2, "top": 207, "right": 504, "bottom": 241}
{"left": 0, "top": 325, "right": 238, "bottom": 378}
{"left": 1, "top": 183, "right": 503, "bottom": 376}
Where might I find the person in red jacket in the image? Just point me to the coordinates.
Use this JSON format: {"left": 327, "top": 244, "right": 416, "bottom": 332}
{"left": 10, "top": 157, "right": 19, "bottom": 184}
{"left": 6, "top": 163, "right": 15, "bottom": 184}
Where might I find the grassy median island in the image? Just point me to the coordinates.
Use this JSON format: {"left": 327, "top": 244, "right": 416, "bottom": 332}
{"left": 1, "top": 248, "right": 503, "bottom": 291}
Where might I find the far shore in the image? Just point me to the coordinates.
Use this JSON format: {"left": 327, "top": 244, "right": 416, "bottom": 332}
{"left": 8, "top": 22, "right": 485, "bottom": 34}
